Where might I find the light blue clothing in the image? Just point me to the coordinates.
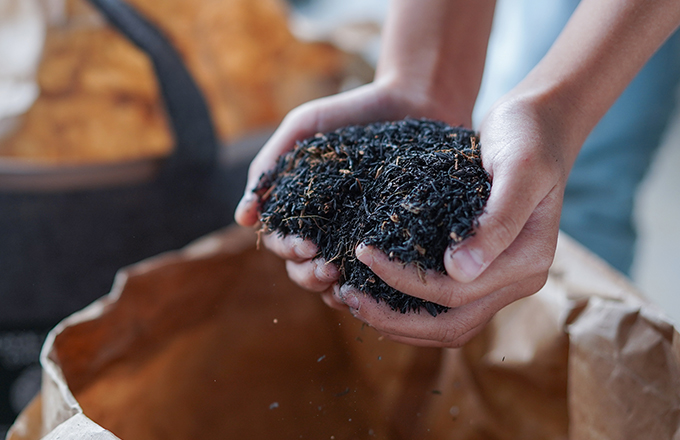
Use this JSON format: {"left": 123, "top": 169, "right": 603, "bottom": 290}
{"left": 475, "top": 0, "right": 680, "bottom": 274}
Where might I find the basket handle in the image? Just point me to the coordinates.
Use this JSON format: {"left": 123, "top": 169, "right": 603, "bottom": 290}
{"left": 86, "top": 0, "right": 219, "bottom": 170}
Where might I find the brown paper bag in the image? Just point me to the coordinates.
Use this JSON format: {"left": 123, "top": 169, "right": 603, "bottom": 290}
{"left": 7, "top": 226, "right": 680, "bottom": 439}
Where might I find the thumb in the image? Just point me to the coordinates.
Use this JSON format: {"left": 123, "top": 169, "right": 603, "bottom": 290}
{"left": 444, "top": 163, "right": 556, "bottom": 283}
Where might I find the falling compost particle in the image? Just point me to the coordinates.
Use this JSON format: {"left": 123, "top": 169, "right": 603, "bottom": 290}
{"left": 257, "top": 118, "right": 491, "bottom": 317}
{"left": 450, "top": 406, "right": 460, "bottom": 419}
{"left": 317, "top": 355, "right": 326, "bottom": 362}
{"left": 335, "top": 387, "right": 350, "bottom": 397}
{"left": 269, "top": 402, "right": 279, "bottom": 410}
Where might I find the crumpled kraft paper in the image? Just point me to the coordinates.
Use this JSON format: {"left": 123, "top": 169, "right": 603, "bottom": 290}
{"left": 6, "top": 226, "right": 679, "bottom": 439}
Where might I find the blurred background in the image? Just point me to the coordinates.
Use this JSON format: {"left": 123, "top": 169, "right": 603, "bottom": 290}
{"left": 0, "top": 0, "right": 678, "bottom": 436}
{"left": 288, "top": 0, "right": 680, "bottom": 326}
{"left": 633, "top": 107, "right": 680, "bottom": 326}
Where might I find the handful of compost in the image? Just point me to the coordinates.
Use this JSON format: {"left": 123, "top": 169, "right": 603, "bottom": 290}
{"left": 256, "top": 118, "right": 491, "bottom": 316}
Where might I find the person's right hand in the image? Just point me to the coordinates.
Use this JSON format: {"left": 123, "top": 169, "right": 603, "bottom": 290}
{"left": 335, "top": 89, "right": 580, "bottom": 347}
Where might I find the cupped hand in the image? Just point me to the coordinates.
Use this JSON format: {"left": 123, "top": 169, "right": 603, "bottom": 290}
{"left": 334, "top": 92, "right": 580, "bottom": 347}
{"left": 235, "top": 78, "right": 471, "bottom": 304}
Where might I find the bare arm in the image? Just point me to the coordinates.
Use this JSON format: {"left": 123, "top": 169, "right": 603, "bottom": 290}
{"left": 529, "top": 0, "right": 680, "bottom": 137}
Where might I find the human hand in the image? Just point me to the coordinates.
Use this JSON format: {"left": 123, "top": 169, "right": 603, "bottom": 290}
{"left": 235, "top": 79, "right": 473, "bottom": 308}
{"left": 235, "top": 0, "right": 497, "bottom": 330}
{"left": 236, "top": 0, "right": 680, "bottom": 347}
{"left": 333, "top": 92, "right": 580, "bottom": 347}
{"left": 330, "top": 0, "right": 680, "bottom": 345}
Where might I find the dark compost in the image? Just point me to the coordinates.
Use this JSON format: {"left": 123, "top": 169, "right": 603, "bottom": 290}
{"left": 256, "top": 118, "right": 491, "bottom": 316}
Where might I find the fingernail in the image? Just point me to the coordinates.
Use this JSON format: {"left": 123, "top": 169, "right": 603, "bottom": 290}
{"left": 449, "top": 247, "right": 485, "bottom": 282}
{"left": 292, "top": 237, "right": 316, "bottom": 259}
{"left": 338, "top": 285, "right": 360, "bottom": 310}
{"left": 314, "top": 259, "right": 338, "bottom": 282}
{"left": 355, "top": 243, "right": 372, "bottom": 267}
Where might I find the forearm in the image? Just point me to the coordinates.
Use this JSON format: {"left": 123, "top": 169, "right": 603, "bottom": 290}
{"left": 512, "top": 0, "right": 680, "bottom": 165}
{"left": 376, "top": 0, "right": 496, "bottom": 126}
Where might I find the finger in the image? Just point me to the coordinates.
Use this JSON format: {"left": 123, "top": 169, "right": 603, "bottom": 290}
{"left": 378, "top": 319, "right": 489, "bottom": 348}
{"left": 355, "top": 209, "right": 555, "bottom": 308}
{"left": 234, "top": 128, "right": 305, "bottom": 226}
{"left": 445, "top": 144, "right": 561, "bottom": 283}
{"left": 234, "top": 113, "right": 320, "bottom": 226}
{"left": 339, "top": 274, "right": 545, "bottom": 343}
{"left": 334, "top": 284, "right": 363, "bottom": 310}
{"left": 444, "top": 185, "right": 562, "bottom": 283}
{"left": 262, "top": 233, "right": 317, "bottom": 262}
{"left": 286, "top": 258, "right": 340, "bottom": 292}
{"left": 321, "top": 284, "right": 348, "bottom": 311}
{"left": 355, "top": 244, "right": 461, "bottom": 306}
{"left": 235, "top": 104, "right": 329, "bottom": 226}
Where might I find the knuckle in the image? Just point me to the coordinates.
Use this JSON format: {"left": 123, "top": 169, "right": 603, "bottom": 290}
{"left": 288, "top": 101, "right": 322, "bottom": 130}
{"left": 283, "top": 105, "right": 308, "bottom": 125}
{"left": 444, "top": 320, "right": 490, "bottom": 348}
{"left": 443, "top": 335, "right": 468, "bottom": 349}
{"left": 431, "top": 285, "right": 460, "bottom": 309}
{"left": 527, "top": 240, "right": 557, "bottom": 276}
{"left": 437, "top": 312, "right": 487, "bottom": 345}
{"left": 386, "top": 277, "right": 411, "bottom": 297}
{"left": 534, "top": 254, "right": 553, "bottom": 277}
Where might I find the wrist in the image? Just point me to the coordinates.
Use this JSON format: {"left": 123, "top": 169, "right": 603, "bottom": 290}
{"left": 501, "top": 77, "right": 595, "bottom": 168}
{"left": 479, "top": 83, "right": 588, "bottom": 188}
{"left": 371, "top": 74, "right": 475, "bottom": 128}
{"left": 374, "top": 0, "right": 496, "bottom": 128}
